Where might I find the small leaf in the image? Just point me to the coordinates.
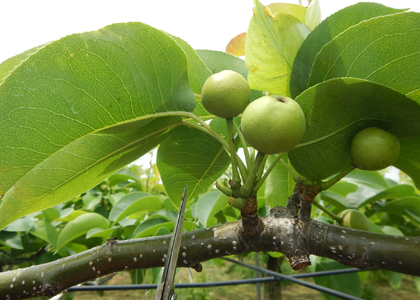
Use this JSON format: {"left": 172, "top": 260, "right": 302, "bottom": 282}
{"left": 132, "top": 218, "right": 173, "bottom": 238}
{"left": 359, "top": 184, "right": 416, "bottom": 208}
{"left": 109, "top": 192, "right": 162, "bottom": 224}
{"left": 320, "top": 191, "right": 348, "bottom": 211}
{"left": 343, "top": 169, "right": 390, "bottom": 190}
{"left": 246, "top": 0, "right": 311, "bottom": 96}
{"left": 225, "top": 32, "right": 246, "bottom": 57}
{"left": 265, "top": 154, "right": 295, "bottom": 208}
{"left": 196, "top": 191, "right": 229, "bottom": 227}
{"left": 86, "top": 228, "right": 116, "bottom": 239}
{"left": 56, "top": 213, "right": 109, "bottom": 250}
{"left": 305, "top": 0, "right": 321, "bottom": 30}
{"left": 30, "top": 220, "right": 59, "bottom": 247}
{"left": 288, "top": 78, "right": 420, "bottom": 181}
{"left": 379, "top": 196, "right": 420, "bottom": 217}
{"left": 157, "top": 125, "right": 230, "bottom": 207}
{"left": 197, "top": 50, "right": 249, "bottom": 78}
{"left": 0, "top": 232, "right": 23, "bottom": 250}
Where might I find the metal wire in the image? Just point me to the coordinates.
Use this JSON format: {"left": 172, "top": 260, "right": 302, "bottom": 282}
{"left": 67, "top": 257, "right": 369, "bottom": 300}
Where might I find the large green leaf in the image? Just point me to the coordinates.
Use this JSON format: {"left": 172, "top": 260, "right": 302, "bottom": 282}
{"left": 288, "top": 78, "right": 420, "bottom": 181}
{"left": 157, "top": 125, "right": 230, "bottom": 207}
{"left": 0, "top": 22, "right": 195, "bottom": 229}
{"left": 308, "top": 12, "right": 420, "bottom": 100}
{"left": 290, "top": 2, "right": 405, "bottom": 98}
{"left": 246, "top": 0, "right": 311, "bottom": 96}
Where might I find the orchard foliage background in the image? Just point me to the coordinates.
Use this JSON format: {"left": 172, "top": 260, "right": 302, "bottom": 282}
{"left": 0, "top": 0, "right": 420, "bottom": 298}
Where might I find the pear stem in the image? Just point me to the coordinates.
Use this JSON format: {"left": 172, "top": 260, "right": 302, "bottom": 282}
{"left": 320, "top": 164, "right": 355, "bottom": 191}
{"left": 232, "top": 121, "right": 253, "bottom": 171}
{"left": 240, "top": 151, "right": 266, "bottom": 197}
{"left": 313, "top": 199, "right": 342, "bottom": 223}
{"left": 226, "top": 118, "right": 241, "bottom": 184}
{"left": 253, "top": 152, "right": 285, "bottom": 192}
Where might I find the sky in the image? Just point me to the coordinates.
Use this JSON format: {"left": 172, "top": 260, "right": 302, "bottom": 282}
{"left": 0, "top": 0, "right": 419, "bottom": 63}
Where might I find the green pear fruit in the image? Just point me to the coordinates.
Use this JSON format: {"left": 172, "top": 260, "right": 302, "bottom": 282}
{"left": 201, "top": 70, "right": 250, "bottom": 118}
{"left": 240, "top": 95, "right": 305, "bottom": 154}
{"left": 337, "top": 209, "right": 370, "bottom": 232}
{"left": 351, "top": 127, "right": 399, "bottom": 170}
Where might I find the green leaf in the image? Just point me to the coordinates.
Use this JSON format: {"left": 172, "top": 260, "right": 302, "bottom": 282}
{"left": 313, "top": 258, "right": 362, "bottom": 300}
{"left": 109, "top": 192, "right": 162, "bottom": 225}
{"left": 0, "top": 232, "right": 23, "bottom": 250}
{"left": 308, "top": 12, "right": 420, "bottom": 99}
{"left": 288, "top": 78, "right": 420, "bottom": 181}
{"left": 157, "top": 125, "right": 230, "bottom": 207}
{"left": 394, "top": 137, "right": 420, "bottom": 188}
{"left": 196, "top": 50, "right": 249, "bottom": 79}
{"left": 86, "top": 228, "right": 116, "bottom": 239}
{"left": 304, "top": 0, "right": 321, "bottom": 30}
{"left": 379, "top": 196, "right": 420, "bottom": 217}
{"left": 246, "top": 0, "right": 311, "bottom": 96}
{"left": 326, "top": 181, "right": 358, "bottom": 197}
{"left": 3, "top": 216, "right": 34, "bottom": 232}
{"left": 343, "top": 169, "right": 389, "bottom": 190}
{"left": 56, "top": 213, "right": 109, "bottom": 250}
{"left": 320, "top": 191, "right": 348, "bottom": 211}
{"left": 265, "top": 155, "right": 295, "bottom": 208}
{"left": 132, "top": 218, "right": 173, "bottom": 238}
{"left": 359, "top": 184, "right": 416, "bottom": 208}
{"left": 382, "top": 270, "right": 403, "bottom": 290}
{"left": 196, "top": 191, "right": 229, "bottom": 227}
{"left": 290, "top": 2, "right": 405, "bottom": 97}
{"left": 171, "top": 37, "right": 212, "bottom": 118}
{"left": 0, "top": 22, "right": 195, "bottom": 230}
{"left": 30, "top": 220, "right": 59, "bottom": 247}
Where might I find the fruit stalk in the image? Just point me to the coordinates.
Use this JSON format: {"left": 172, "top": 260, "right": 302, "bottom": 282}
{"left": 232, "top": 121, "right": 253, "bottom": 170}
{"left": 253, "top": 152, "right": 285, "bottom": 193}
{"left": 320, "top": 164, "right": 355, "bottom": 191}
{"left": 240, "top": 151, "right": 266, "bottom": 197}
{"left": 226, "top": 118, "right": 242, "bottom": 184}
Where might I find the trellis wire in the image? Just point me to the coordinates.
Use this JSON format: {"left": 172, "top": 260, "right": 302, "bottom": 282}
{"left": 66, "top": 257, "right": 369, "bottom": 300}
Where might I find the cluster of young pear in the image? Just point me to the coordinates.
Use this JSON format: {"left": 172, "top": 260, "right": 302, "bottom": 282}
{"left": 202, "top": 70, "right": 306, "bottom": 155}
{"left": 201, "top": 70, "right": 401, "bottom": 228}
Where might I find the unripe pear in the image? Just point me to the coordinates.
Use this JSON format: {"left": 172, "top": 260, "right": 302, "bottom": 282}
{"left": 201, "top": 70, "right": 250, "bottom": 118}
{"left": 351, "top": 127, "right": 399, "bottom": 170}
{"left": 337, "top": 209, "right": 370, "bottom": 232}
{"left": 240, "top": 95, "right": 305, "bottom": 154}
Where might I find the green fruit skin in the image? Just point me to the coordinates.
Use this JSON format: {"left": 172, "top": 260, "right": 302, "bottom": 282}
{"left": 337, "top": 209, "right": 370, "bottom": 232}
{"left": 351, "top": 127, "right": 400, "bottom": 171}
{"left": 240, "top": 95, "right": 306, "bottom": 154}
{"left": 201, "top": 70, "right": 250, "bottom": 118}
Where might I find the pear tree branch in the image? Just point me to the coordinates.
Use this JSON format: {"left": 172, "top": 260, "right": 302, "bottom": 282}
{"left": 1, "top": 207, "right": 420, "bottom": 299}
